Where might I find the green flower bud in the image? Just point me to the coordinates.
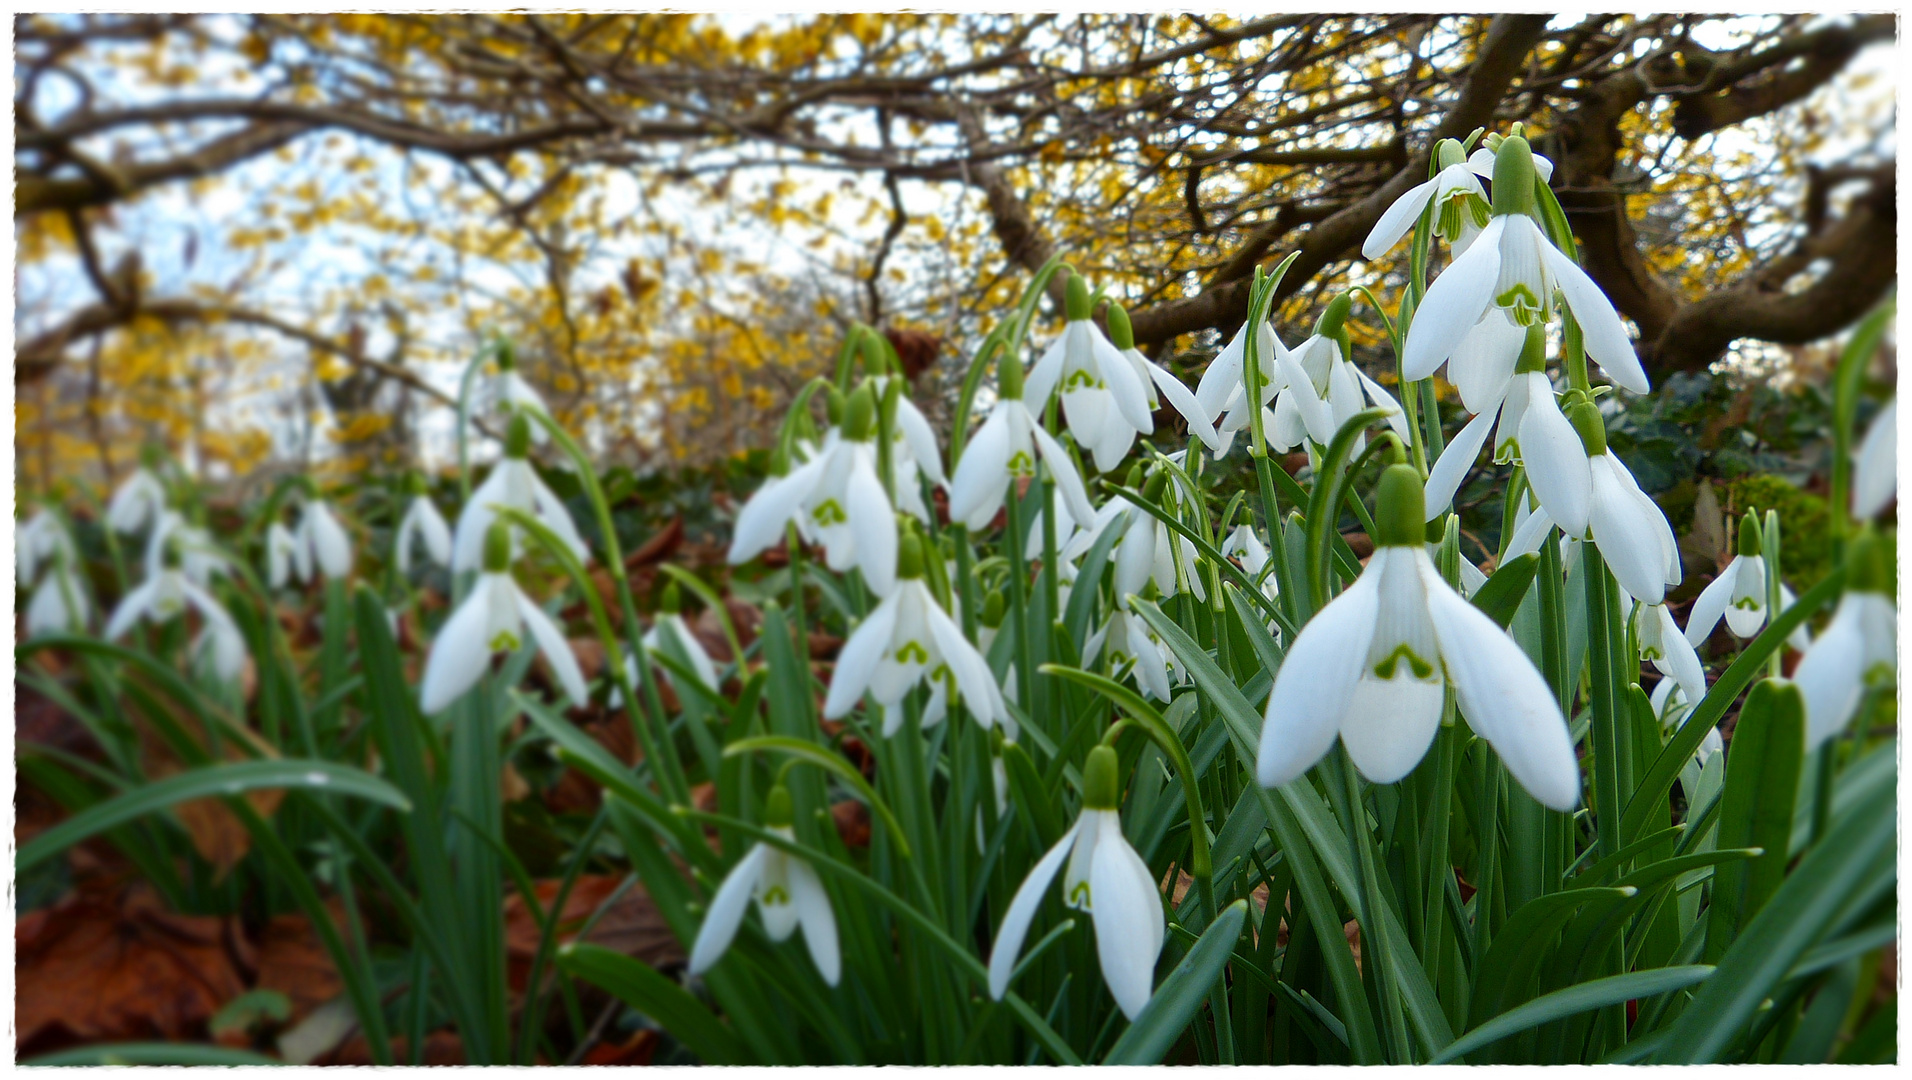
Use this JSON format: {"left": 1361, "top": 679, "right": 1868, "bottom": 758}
{"left": 897, "top": 531, "right": 925, "bottom": 580}
{"left": 998, "top": 349, "right": 1025, "bottom": 401}
{"left": 1315, "top": 292, "right": 1353, "bottom": 339}
{"left": 483, "top": 520, "right": 513, "bottom": 572}
{"left": 1107, "top": 303, "right": 1135, "bottom": 350}
{"left": 1082, "top": 744, "right": 1120, "bottom": 810}
{"left": 505, "top": 413, "right": 532, "bottom": 458}
{"left": 1065, "top": 272, "right": 1092, "bottom": 322}
{"left": 1736, "top": 511, "right": 1763, "bottom": 557}
{"left": 1123, "top": 462, "right": 1145, "bottom": 490}
{"left": 496, "top": 337, "right": 517, "bottom": 372}
{"left": 1491, "top": 135, "right": 1539, "bottom": 218}
{"left": 858, "top": 325, "right": 890, "bottom": 376}
{"left": 764, "top": 784, "right": 794, "bottom": 828}
{"left": 981, "top": 590, "right": 1007, "bottom": 628}
{"left": 1434, "top": 138, "right": 1467, "bottom": 172}
{"left": 1567, "top": 400, "right": 1607, "bottom": 456}
{"left": 1515, "top": 324, "right": 1548, "bottom": 374}
{"left": 140, "top": 442, "right": 167, "bottom": 471}
{"left": 843, "top": 385, "right": 877, "bottom": 441}
{"left": 406, "top": 471, "right": 431, "bottom": 497}
{"left": 1373, "top": 464, "right": 1427, "bottom": 548}
{"left": 1142, "top": 469, "right": 1169, "bottom": 501}
{"left": 660, "top": 581, "right": 683, "bottom": 615}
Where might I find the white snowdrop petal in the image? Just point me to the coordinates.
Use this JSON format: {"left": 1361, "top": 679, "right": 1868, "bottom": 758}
{"left": 1029, "top": 420, "right": 1096, "bottom": 526}
{"left": 1258, "top": 564, "right": 1381, "bottom": 787}
{"left": 824, "top": 595, "right": 901, "bottom": 718}
{"left": 420, "top": 583, "right": 500, "bottom": 714}
{"left": 1339, "top": 675, "right": 1444, "bottom": 784}
{"left": 689, "top": 844, "right": 770, "bottom": 976}
{"left": 1424, "top": 407, "right": 1499, "bottom": 520}
{"left": 948, "top": 407, "right": 1015, "bottom": 529}
{"left": 1402, "top": 216, "right": 1506, "bottom": 380}
{"left": 1542, "top": 244, "right": 1649, "bottom": 394}
{"left": 1089, "top": 824, "right": 1163, "bottom": 1020}
{"left": 988, "top": 823, "right": 1082, "bottom": 1001}
{"left": 517, "top": 588, "right": 589, "bottom": 708}
{"left": 787, "top": 857, "right": 841, "bottom": 986}
{"left": 1588, "top": 456, "right": 1668, "bottom": 606}
{"left": 1518, "top": 377, "right": 1593, "bottom": 538}
{"left": 1853, "top": 397, "right": 1897, "bottom": 518}
{"left": 1363, "top": 177, "right": 1438, "bottom": 260}
{"left": 845, "top": 454, "right": 898, "bottom": 597}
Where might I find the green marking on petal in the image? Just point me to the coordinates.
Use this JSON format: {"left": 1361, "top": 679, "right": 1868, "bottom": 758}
{"left": 488, "top": 629, "right": 522, "bottom": 652}
{"left": 811, "top": 498, "right": 848, "bottom": 526}
{"left": 1007, "top": 450, "right": 1035, "bottom": 477}
{"left": 1068, "top": 881, "right": 1092, "bottom": 908}
{"left": 1373, "top": 643, "right": 1436, "bottom": 681}
{"left": 1497, "top": 283, "right": 1544, "bottom": 326}
{"left": 895, "top": 640, "right": 929, "bottom": 665}
{"left": 761, "top": 885, "right": 790, "bottom": 906}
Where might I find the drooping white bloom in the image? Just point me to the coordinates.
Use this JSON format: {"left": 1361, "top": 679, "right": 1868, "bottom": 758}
{"left": 1851, "top": 396, "right": 1896, "bottom": 519}
{"left": 988, "top": 746, "right": 1164, "bottom": 1020}
{"left": 1683, "top": 553, "right": 1768, "bottom": 644}
{"left": 1649, "top": 678, "right": 1723, "bottom": 766}
{"left": 27, "top": 566, "right": 90, "bottom": 637}
{"left": 104, "top": 561, "right": 247, "bottom": 683}
{"left": 106, "top": 467, "right": 168, "bottom": 534}
{"left": 1084, "top": 608, "right": 1183, "bottom": 703}
{"left": 145, "top": 511, "right": 229, "bottom": 587}
{"left": 1112, "top": 498, "right": 1206, "bottom": 609}
{"left": 822, "top": 550, "right": 1008, "bottom": 736}
{"left": 1402, "top": 137, "right": 1647, "bottom": 395}
{"left": 688, "top": 803, "right": 840, "bottom": 987}
{"left": 17, "top": 509, "right": 76, "bottom": 587}
{"left": 947, "top": 372, "right": 1096, "bottom": 534}
{"left": 729, "top": 389, "right": 898, "bottom": 597}
{"left": 418, "top": 564, "right": 588, "bottom": 714}
{"left": 879, "top": 378, "right": 949, "bottom": 523}
{"left": 395, "top": 495, "right": 453, "bottom": 576}
{"left": 1794, "top": 588, "right": 1896, "bottom": 751}
{"left": 1194, "top": 319, "right": 1278, "bottom": 453}
{"left": 1363, "top": 155, "right": 1492, "bottom": 260}
{"left": 1258, "top": 466, "right": 1579, "bottom": 810}
{"left": 1025, "top": 279, "right": 1156, "bottom": 473}
{"left": 621, "top": 610, "right": 720, "bottom": 708}
{"left": 1635, "top": 601, "right": 1707, "bottom": 705}
{"left": 1106, "top": 304, "right": 1222, "bottom": 454}
{"left": 266, "top": 522, "right": 299, "bottom": 588}
{"left": 1270, "top": 329, "right": 1413, "bottom": 451}
{"left": 1222, "top": 523, "right": 1281, "bottom": 608}
{"left": 451, "top": 450, "right": 590, "bottom": 576}
{"left": 298, "top": 500, "right": 354, "bottom": 581}
{"left": 494, "top": 366, "right": 552, "bottom": 444}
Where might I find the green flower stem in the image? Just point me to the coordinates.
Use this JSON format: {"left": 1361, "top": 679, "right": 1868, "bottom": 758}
{"left": 454, "top": 338, "right": 497, "bottom": 504}
{"left": 1004, "top": 479, "right": 1034, "bottom": 714}
{"left": 1828, "top": 296, "right": 1894, "bottom": 545}
{"left": 1581, "top": 543, "right": 1625, "bottom": 859}
{"left": 1305, "top": 407, "right": 1397, "bottom": 610}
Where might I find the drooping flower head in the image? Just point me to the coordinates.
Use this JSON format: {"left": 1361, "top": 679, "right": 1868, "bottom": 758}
{"left": 948, "top": 348, "right": 1096, "bottom": 533}
{"left": 1025, "top": 273, "right": 1157, "bottom": 473}
{"left": 989, "top": 745, "right": 1165, "bottom": 1020}
{"left": 1794, "top": 532, "right": 1897, "bottom": 751}
{"left": 105, "top": 530, "right": 247, "bottom": 684}
{"left": 729, "top": 382, "right": 899, "bottom": 597}
{"left": 1105, "top": 303, "right": 1222, "bottom": 454}
{"left": 421, "top": 520, "right": 588, "bottom": 714}
{"left": 452, "top": 413, "right": 590, "bottom": 575}
{"left": 688, "top": 784, "right": 841, "bottom": 987}
{"left": 1684, "top": 512, "right": 1771, "bottom": 645}
{"left": 1363, "top": 138, "right": 1494, "bottom": 261}
{"left": 395, "top": 474, "right": 453, "bottom": 576}
{"left": 1402, "top": 134, "right": 1648, "bottom": 398}
{"left": 1258, "top": 464, "right": 1579, "bottom": 810}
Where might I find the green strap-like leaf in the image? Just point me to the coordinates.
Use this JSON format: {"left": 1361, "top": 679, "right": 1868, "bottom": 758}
{"left": 558, "top": 943, "right": 750, "bottom": 1065}
{"left": 723, "top": 734, "right": 911, "bottom": 856}
{"left": 1433, "top": 966, "right": 1714, "bottom": 1063}
{"left": 18, "top": 759, "right": 410, "bottom": 871}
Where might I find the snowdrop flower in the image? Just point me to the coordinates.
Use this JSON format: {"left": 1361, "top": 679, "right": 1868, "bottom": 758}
{"left": 451, "top": 414, "right": 590, "bottom": 575}
{"left": 688, "top": 785, "right": 840, "bottom": 986}
{"left": 1268, "top": 295, "right": 1412, "bottom": 451}
{"left": 27, "top": 565, "right": 90, "bottom": 637}
{"left": 17, "top": 508, "right": 77, "bottom": 587}
{"left": 1112, "top": 474, "right": 1205, "bottom": 608}
{"left": 1683, "top": 517, "right": 1769, "bottom": 644}
{"left": 297, "top": 499, "right": 354, "bottom": 582}
{"left": 823, "top": 535, "right": 1008, "bottom": 735}
{"left": 948, "top": 352, "right": 1096, "bottom": 533}
{"left": 1258, "top": 465, "right": 1579, "bottom": 811}
{"left": 874, "top": 376, "right": 948, "bottom": 523}
{"left": 105, "top": 540, "right": 247, "bottom": 683}
{"left": 1223, "top": 524, "right": 1280, "bottom": 603}
{"left": 106, "top": 465, "right": 168, "bottom": 534}
{"left": 145, "top": 511, "right": 229, "bottom": 587}
{"left": 730, "top": 384, "right": 898, "bottom": 597}
{"left": 1794, "top": 535, "right": 1896, "bottom": 751}
{"left": 1636, "top": 601, "right": 1707, "bottom": 705}
{"left": 1363, "top": 138, "right": 1494, "bottom": 260}
{"left": 1106, "top": 304, "right": 1223, "bottom": 454}
{"left": 976, "top": 740, "right": 1013, "bottom": 854}
{"left": 491, "top": 341, "right": 552, "bottom": 443}
{"left": 1025, "top": 275, "right": 1156, "bottom": 473}
{"left": 395, "top": 486, "right": 453, "bottom": 576}
{"left": 1402, "top": 135, "right": 1649, "bottom": 396}
{"left": 1649, "top": 679, "right": 1723, "bottom": 766}
{"left": 1085, "top": 607, "right": 1183, "bottom": 703}
{"left": 420, "top": 522, "right": 588, "bottom": 715}
{"left": 1466, "top": 135, "right": 1555, "bottom": 186}
{"left": 1499, "top": 401, "right": 1679, "bottom": 606}
{"left": 1852, "top": 396, "right": 1896, "bottom": 519}
{"left": 1423, "top": 328, "right": 1585, "bottom": 526}
{"left": 618, "top": 584, "right": 719, "bottom": 706}
{"left": 989, "top": 745, "right": 1164, "bottom": 1020}
{"left": 266, "top": 522, "right": 298, "bottom": 588}
{"left": 1194, "top": 318, "right": 1280, "bottom": 457}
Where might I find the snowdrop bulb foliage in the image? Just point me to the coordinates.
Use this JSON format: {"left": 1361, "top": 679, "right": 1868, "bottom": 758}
{"left": 729, "top": 385, "right": 898, "bottom": 597}
{"left": 1363, "top": 139, "right": 1493, "bottom": 260}
{"left": 1793, "top": 535, "right": 1897, "bottom": 751}
{"left": 989, "top": 746, "right": 1165, "bottom": 1020}
{"left": 688, "top": 786, "right": 840, "bottom": 986}
{"left": 106, "top": 466, "right": 168, "bottom": 535}
{"left": 947, "top": 351, "right": 1096, "bottom": 532}
{"left": 1851, "top": 396, "right": 1896, "bottom": 519}
{"left": 1024, "top": 275, "right": 1156, "bottom": 473}
{"left": 105, "top": 543, "right": 247, "bottom": 683}
{"left": 1258, "top": 465, "right": 1579, "bottom": 811}
{"left": 1684, "top": 518, "right": 1769, "bottom": 645}
{"left": 451, "top": 415, "right": 590, "bottom": 575}
{"left": 1401, "top": 135, "right": 1649, "bottom": 396}
{"left": 420, "top": 523, "right": 588, "bottom": 715}
{"left": 395, "top": 493, "right": 453, "bottom": 576}
{"left": 822, "top": 535, "right": 1009, "bottom": 736}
